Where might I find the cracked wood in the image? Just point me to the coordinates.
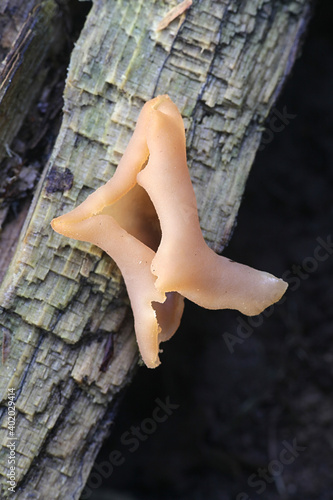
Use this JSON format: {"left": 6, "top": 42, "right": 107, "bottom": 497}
{"left": 0, "top": 0, "right": 311, "bottom": 498}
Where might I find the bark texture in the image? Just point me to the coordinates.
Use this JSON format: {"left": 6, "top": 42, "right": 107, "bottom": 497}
{"left": 0, "top": 0, "right": 311, "bottom": 498}
{"left": 0, "top": 0, "right": 60, "bottom": 163}
{"left": 0, "top": 0, "right": 67, "bottom": 273}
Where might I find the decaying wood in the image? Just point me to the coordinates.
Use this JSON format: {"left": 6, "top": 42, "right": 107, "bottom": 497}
{"left": 0, "top": 0, "right": 65, "bottom": 165}
{"left": 0, "top": 0, "right": 311, "bottom": 498}
{"left": 156, "top": 0, "right": 193, "bottom": 31}
{"left": 0, "top": 0, "right": 67, "bottom": 267}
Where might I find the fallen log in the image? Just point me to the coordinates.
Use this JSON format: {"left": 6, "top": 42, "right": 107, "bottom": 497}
{"left": 0, "top": 1, "right": 312, "bottom": 498}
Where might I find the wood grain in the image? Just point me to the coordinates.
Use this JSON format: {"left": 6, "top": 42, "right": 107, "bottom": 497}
{"left": 0, "top": 0, "right": 311, "bottom": 498}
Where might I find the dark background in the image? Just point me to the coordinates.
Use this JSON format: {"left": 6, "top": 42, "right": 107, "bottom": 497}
{"left": 82, "top": 1, "right": 333, "bottom": 499}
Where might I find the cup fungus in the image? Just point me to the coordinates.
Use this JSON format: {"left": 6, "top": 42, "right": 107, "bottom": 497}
{"left": 51, "top": 95, "right": 288, "bottom": 368}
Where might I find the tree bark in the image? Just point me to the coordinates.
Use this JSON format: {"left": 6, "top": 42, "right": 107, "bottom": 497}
{"left": 0, "top": 0, "right": 68, "bottom": 270}
{"left": 0, "top": 0, "right": 312, "bottom": 498}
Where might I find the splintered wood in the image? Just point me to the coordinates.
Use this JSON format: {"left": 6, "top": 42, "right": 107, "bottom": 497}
{"left": 156, "top": 0, "right": 192, "bottom": 31}
{"left": 1, "top": 327, "right": 11, "bottom": 364}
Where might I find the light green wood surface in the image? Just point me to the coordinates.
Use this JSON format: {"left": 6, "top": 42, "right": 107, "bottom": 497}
{"left": 0, "top": 0, "right": 311, "bottom": 498}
